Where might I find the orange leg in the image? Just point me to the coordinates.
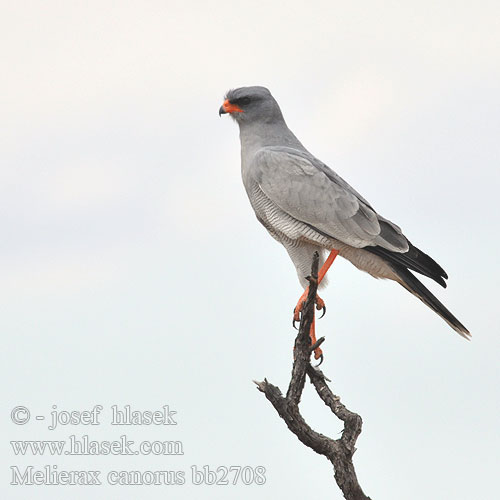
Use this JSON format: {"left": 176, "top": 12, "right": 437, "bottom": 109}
{"left": 293, "top": 249, "right": 339, "bottom": 359}
{"left": 310, "top": 314, "right": 322, "bottom": 360}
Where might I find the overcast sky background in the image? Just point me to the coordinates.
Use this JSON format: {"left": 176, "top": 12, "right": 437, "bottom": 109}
{"left": 1, "top": 1, "right": 499, "bottom": 499}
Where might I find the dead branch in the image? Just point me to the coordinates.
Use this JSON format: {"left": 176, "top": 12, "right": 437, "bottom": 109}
{"left": 255, "top": 252, "right": 371, "bottom": 500}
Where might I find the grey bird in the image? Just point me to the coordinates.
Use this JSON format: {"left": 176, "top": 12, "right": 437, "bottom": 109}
{"left": 219, "top": 86, "right": 470, "bottom": 358}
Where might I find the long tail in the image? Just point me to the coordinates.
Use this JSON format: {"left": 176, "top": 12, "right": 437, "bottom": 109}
{"left": 392, "top": 265, "right": 470, "bottom": 339}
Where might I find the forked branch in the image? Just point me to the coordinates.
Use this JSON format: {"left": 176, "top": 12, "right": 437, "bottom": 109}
{"left": 255, "top": 252, "right": 371, "bottom": 500}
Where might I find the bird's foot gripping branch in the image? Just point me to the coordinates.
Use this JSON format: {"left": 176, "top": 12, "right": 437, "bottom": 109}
{"left": 255, "top": 252, "right": 372, "bottom": 500}
{"left": 292, "top": 247, "right": 339, "bottom": 360}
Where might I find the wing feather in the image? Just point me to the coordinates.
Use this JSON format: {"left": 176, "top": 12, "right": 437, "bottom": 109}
{"left": 251, "top": 147, "right": 408, "bottom": 252}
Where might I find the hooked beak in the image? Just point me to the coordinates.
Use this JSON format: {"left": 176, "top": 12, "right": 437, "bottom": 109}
{"left": 218, "top": 99, "right": 243, "bottom": 117}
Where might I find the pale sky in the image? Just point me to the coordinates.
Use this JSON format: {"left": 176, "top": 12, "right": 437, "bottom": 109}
{"left": 2, "top": 1, "right": 499, "bottom": 499}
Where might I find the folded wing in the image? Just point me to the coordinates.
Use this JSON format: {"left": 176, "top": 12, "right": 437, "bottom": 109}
{"left": 252, "top": 147, "right": 409, "bottom": 252}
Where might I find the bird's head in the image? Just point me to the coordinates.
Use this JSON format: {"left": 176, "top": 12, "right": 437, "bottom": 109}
{"left": 219, "top": 86, "right": 284, "bottom": 125}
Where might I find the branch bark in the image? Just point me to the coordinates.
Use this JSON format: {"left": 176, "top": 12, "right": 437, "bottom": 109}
{"left": 255, "top": 252, "right": 371, "bottom": 500}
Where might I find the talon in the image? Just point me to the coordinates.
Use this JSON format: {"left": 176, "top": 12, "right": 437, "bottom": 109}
{"left": 315, "top": 295, "right": 326, "bottom": 316}
{"left": 319, "top": 304, "right": 326, "bottom": 319}
{"left": 292, "top": 298, "right": 304, "bottom": 331}
{"left": 312, "top": 340, "right": 323, "bottom": 363}
{"left": 292, "top": 289, "right": 327, "bottom": 359}
{"left": 293, "top": 302, "right": 304, "bottom": 322}
{"left": 315, "top": 353, "right": 324, "bottom": 366}
{"left": 293, "top": 310, "right": 301, "bottom": 323}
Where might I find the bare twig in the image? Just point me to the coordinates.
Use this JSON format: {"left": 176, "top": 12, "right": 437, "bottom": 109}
{"left": 255, "top": 252, "right": 371, "bottom": 500}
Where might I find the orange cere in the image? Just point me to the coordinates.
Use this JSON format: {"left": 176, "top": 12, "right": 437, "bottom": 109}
{"left": 222, "top": 99, "right": 244, "bottom": 113}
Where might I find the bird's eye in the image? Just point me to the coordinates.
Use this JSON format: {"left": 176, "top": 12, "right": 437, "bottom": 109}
{"left": 232, "top": 96, "right": 252, "bottom": 106}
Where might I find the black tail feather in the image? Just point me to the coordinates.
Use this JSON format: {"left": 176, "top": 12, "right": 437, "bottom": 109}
{"left": 393, "top": 265, "right": 470, "bottom": 339}
{"left": 366, "top": 241, "right": 448, "bottom": 288}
